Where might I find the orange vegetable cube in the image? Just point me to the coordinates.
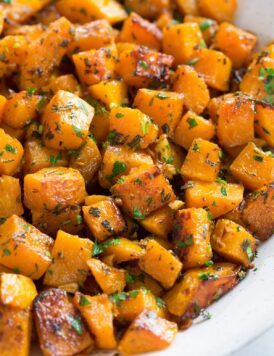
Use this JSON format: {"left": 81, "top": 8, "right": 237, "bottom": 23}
{"left": 43, "top": 74, "right": 82, "bottom": 97}
{"left": 140, "top": 206, "right": 174, "bottom": 238}
{"left": 125, "top": 267, "right": 163, "bottom": 297}
{"left": 181, "top": 138, "right": 221, "bottom": 182}
{"left": 103, "top": 237, "right": 145, "bottom": 264}
{"left": 254, "top": 102, "right": 274, "bottom": 146}
{"left": 133, "top": 89, "right": 184, "bottom": 136}
{"left": 197, "top": 0, "right": 237, "bottom": 22}
{"left": 0, "top": 95, "right": 7, "bottom": 123}
{"left": 0, "top": 128, "right": 24, "bottom": 176}
{"left": 90, "top": 106, "right": 110, "bottom": 145}
{"left": 124, "top": 0, "right": 169, "bottom": 20}
{"left": 184, "top": 15, "right": 218, "bottom": 46}
{"left": 173, "top": 64, "right": 210, "bottom": 114}
{"left": 4, "top": 0, "right": 51, "bottom": 24}
{"left": 176, "top": 0, "right": 199, "bottom": 16}
{"left": 0, "top": 176, "right": 24, "bottom": 218}
{"left": 230, "top": 142, "right": 274, "bottom": 191}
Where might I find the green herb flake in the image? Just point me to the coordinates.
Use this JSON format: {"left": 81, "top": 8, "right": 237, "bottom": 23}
{"left": 79, "top": 294, "right": 91, "bottom": 306}
{"left": 204, "top": 260, "right": 214, "bottom": 267}
{"left": 156, "top": 297, "right": 166, "bottom": 309}
{"left": 67, "top": 315, "right": 84, "bottom": 335}
{"left": 92, "top": 238, "right": 121, "bottom": 257}
{"left": 177, "top": 234, "right": 193, "bottom": 249}
{"left": 72, "top": 125, "right": 83, "bottom": 138}
{"left": 2, "top": 248, "right": 11, "bottom": 256}
{"left": 133, "top": 207, "right": 145, "bottom": 220}
{"left": 253, "top": 155, "right": 263, "bottom": 162}
{"left": 115, "top": 112, "right": 124, "bottom": 119}
{"left": 110, "top": 292, "right": 127, "bottom": 306}
{"left": 5, "top": 144, "right": 17, "bottom": 154}
{"left": 187, "top": 58, "right": 199, "bottom": 66}
{"left": 242, "top": 239, "right": 253, "bottom": 260}
{"left": 139, "top": 60, "right": 149, "bottom": 70}
{"left": 193, "top": 143, "right": 199, "bottom": 152}
{"left": 220, "top": 186, "right": 227, "bottom": 196}
{"left": 187, "top": 117, "right": 198, "bottom": 129}
{"left": 76, "top": 215, "right": 83, "bottom": 225}
{"left": 155, "top": 93, "right": 170, "bottom": 100}
{"left": 198, "top": 273, "right": 219, "bottom": 280}
{"left": 199, "top": 20, "right": 213, "bottom": 32}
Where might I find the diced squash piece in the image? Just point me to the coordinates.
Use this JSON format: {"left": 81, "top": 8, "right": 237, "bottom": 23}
{"left": 176, "top": 0, "right": 199, "bottom": 15}
{"left": 70, "top": 137, "right": 101, "bottom": 184}
{"left": 56, "top": 0, "right": 127, "bottom": 25}
{"left": 4, "top": 0, "right": 51, "bottom": 24}
{"left": 140, "top": 206, "right": 174, "bottom": 238}
{"left": 0, "top": 306, "right": 32, "bottom": 356}
{"left": 190, "top": 48, "right": 232, "bottom": 91}
{"left": 241, "top": 184, "right": 274, "bottom": 241}
{"left": 88, "top": 100, "right": 110, "bottom": 144}
{"left": 0, "top": 176, "right": 24, "bottom": 218}
{"left": 87, "top": 258, "right": 125, "bottom": 294}
{"left": 112, "top": 288, "right": 165, "bottom": 322}
{"left": 83, "top": 199, "right": 126, "bottom": 241}
{"left": 20, "top": 18, "right": 73, "bottom": 89}
{"left": 217, "top": 94, "right": 255, "bottom": 148}
{"left": 0, "top": 123, "right": 25, "bottom": 142}
{"left": 4, "top": 24, "right": 45, "bottom": 41}
{"left": 173, "top": 208, "right": 212, "bottom": 268}
{"left": 174, "top": 111, "right": 215, "bottom": 150}
{"left": 112, "top": 165, "right": 175, "bottom": 218}
{"left": 109, "top": 106, "right": 158, "bottom": 150}
{"left": 211, "top": 219, "right": 256, "bottom": 268}
{"left": 23, "top": 140, "right": 68, "bottom": 175}
{"left": 34, "top": 289, "right": 93, "bottom": 356}
{"left": 230, "top": 142, "right": 274, "bottom": 191}
{"left": 99, "top": 145, "right": 153, "bottom": 189}
{"left": 73, "top": 292, "right": 116, "bottom": 349}
{"left": 117, "top": 44, "right": 173, "bottom": 87}
{"left": 118, "top": 309, "right": 177, "bottom": 355}
{"left": 197, "top": 0, "right": 237, "bottom": 22}
{"left": 73, "top": 46, "right": 117, "bottom": 86}
{"left": 88, "top": 80, "right": 128, "bottom": 110}
{"left": 0, "top": 128, "right": 24, "bottom": 175}
{"left": 3, "top": 91, "right": 40, "bottom": 129}
{"left": 0, "top": 273, "right": 37, "bottom": 309}
{"left": 43, "top": 74, "right": 82, "bottom": 97}
{"left": 184, "top": 16, "right": 218, "bottom": 46}
{"left": 32, "top": 205, "right": 84, "bottom": 237}
{"left": 173, "top": 64, "right": 210, "bottom": 114}
{"left": 163, "top": 23, "right": 203, "bottom": 65}
{"left": 0, "top": 95, "right": 7, "bottom": 123}
{"left": 214, "top": 22, "right": 256, "bottom": 68}
{"left": 124, "top": 0, "right": 169, "bottom": 20}
{"left": 254, "top": 102, "right": 274, "bottom": 146}
{"left": 0, "top": 215, "right": 53, "bottom": 279}
{"left": 133, "top": 89, "right": 184, "bottom": 136}
{"left": 42, "top": 90, "right": 94, "bottom": 150}
{"left": 24, "top": 167, "right": 86, "bottom": 211}
{"left": 240, "top": 57, "right": 274, "bottom": 101}
{"left": 43, "top": 231, "right": 93, "bottom": 287}
{"left": 85, "top": 195, "right": 110, "bottom": 205}
{"left": 185, "top": 180, "right": 244, "bottom": 218}
{"left": 164, "top": 263, "right": 240, "bottom": 317}
{"left": 126, "top": 267, "right": 164, "bottom": 297}
{"left": 68, "top": 20, "right": 114, "bottom": 54}
{"left": 181, "top": 139, "right": 221, "bottom": 182}
{"left": 103, "top": 237, "right": 144, "bottom": 263}
{"left": 139, "top": 239, "right": 182, "bottom": 289}
{"left": 118, "top": 12, "right": 162, "bottom": 50}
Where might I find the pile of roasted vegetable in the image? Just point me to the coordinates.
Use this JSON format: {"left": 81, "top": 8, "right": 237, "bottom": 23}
{"left": 0, "top": 0, "right": 273, "bottom": 355}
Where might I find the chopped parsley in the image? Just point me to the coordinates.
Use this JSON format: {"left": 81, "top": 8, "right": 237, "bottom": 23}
{"left": 5, "top": 144, "right": 17, "bottom": 154}
{"left": 187, "top": 117, "right": 198, "bottom": 129}
{"left": 72, "top": 124, "right": 83, "bottom": 138}
{"left": 133, "top": 207, "right": 145, "bottom": 220}
{"left": 187, "top": 58, "right": 199, "bottom": 66}
{"left": 79, "top": 294, "right": 91, "bottom": 306}
{"left": 92, "top": 238, "right": 121, "bottom": 257}
{"left": 67, "top": 315, "right": 84, "bottom": 335}
{"left": 155, "top": 93, "right": 170, "bottom": 100}
{"left": 242, "top": 239, "right": 253, "bottom": 260}
{"left": 220, "top": 186, "right": 227, "bottom": 196}
{"left": 177, "top": 234, "right": 193, "bottom": 249}
{"left": 253, "top": 155, "right": 263, "bottom": 162}
{"left": 198, "top": 273, "right": 219, "bottom": 280}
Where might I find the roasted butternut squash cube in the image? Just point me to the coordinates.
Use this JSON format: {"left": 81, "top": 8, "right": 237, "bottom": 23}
{"left": 0, "top": 273, "right": 37, "bottom": 309}
{"left": 133, "top": 89, "right": 184, "bottom": 136}
{"left": 139, "top": 239, "right": 182, "bottom": 289}
{"left": 111, "top": 165, "right": 175, "bottom": 218}
{"left": 0, "top": 215, "right": 53, "bottom": 279}
{"left": 240, "top": 57, "right": 274, "bottom": 101}
{"left": 70, "top": 137, "right": 101, "bottom": 184}
{"left": 164, "top": 263, "right": 240, "bottom": 317}
{"left": 24, "top": 167, "right": 87, "bottom": 211}
{"left": 0, "top": 306, "right": 32, "bottom": 356}
{"left": 230, "top": 142, "right": 274, "bottom": 191}
{"left": 254, "top": 102, "right": 274, "bottom": 146}
{"left": 0, "top": 128, "right": 24, "bottom": 176}
{"left": 140, "top": 206, "right": 174, "bottom": 238}
{"left": 0, "top": 95, "right": 7, "bottom": 123}
{"left": 4, "top": 23, "right": 45, "bottom": 41}
{"left": 43, "top": 231, "right": 93, "bottom": 287}
{"left": 163, "top": 23, "right": 203, "bottom": 65}
{"left": 67, "top": 20, "right": 114, "bottom": 54}
{"left": 88, "top": 80, "right": 128, "bottom": 110}
{"left": 56, "top": 0, "right": 127, "bottom": 25}
{"left": 217, "top": 94, "right": 255, "bottom": 148}
{"left": 87, "top": 258, "right": 125, "bottom": 294}
{"left": 214, "top": 23, "right": 256, "bottom": 68}
{"left": 83, "top": 199, "right": 126, "bottom": 241}
{"left": 174, "top": 111, "right": 215, "bottom": 150}
{"left": 124, "top": 0, "right": 169, "bottom": 20}
{"left": 99, "top": 145, "right": 153, "bottom": 189}
{"left": 23, "top": 140, "right": 68, "bottom": 175}
{"left": 197, "top": 0, "right": 237, "bottom": 22}
{"left": 4, "top": 0, "right": 51, "bottom": 24}
{"left": 184, "top": 15, "right": 218, "bottom": 46}
{"left": 117, "top": 44, "right": 173, "bottom": 87}
{"left": 73, "top": 46, "right": 117, "bottom": 87}
{"left": 0, "top": 176, "right": 23, "bottom": 218}
{"left": 89, "top": 103, "right": 110, "bottom": 145}
{"left": 172, "top": 64, "right": 210, "bottom": 114}
{"left": 241, "top": 184, "right": 274, "bottom": 241}
{"left": 118, "top": 309, "right": 177, "bottom": 354}
{"left": 190, "top": 48, "right": 232, "bottom": 91}
{"left": 185, "top": 180, "right": 244, "bottom": 218}
{"left": 211, "top": 219, "right": 256, "bottom": 268}
{"left": 85, "top": 195, "right": 110, "bottom": 205}
{"left": 181, "top": 139, "right": 221, "bottom": 182}
{"left": 43, "top": 74, "right": 82, "bottom": 97}
{"left": 112, "top": 288, "right": 165, "bottom": 322}
{"left": 173, "top": 208, "right": 212, "bottom": 268}
{"left": 125, "top": 267, "right": 164, "bottom": 296}
{"left": 32, "top": 205, "right": 84, "bottom": 237}
{"left": 103, "top": 237, "right": 144, "bottom": 263}
{"left": 42, "top": 90, "right": 94, "bottom": 150}
{"left": 0, "top": 122, "right": 25, "bottom": 142}
{"left": 3, "top": 91, "right": 40, "bottom": 129}
{"left": 109, "top": 106, "right": 158, "bottom": 150}
{"left": 73, "top": 292, "right": 116, "bottom": 349}
{"left": 118, "top": 12, "right": 162, "bottom": 50}
{"left": 20, "top": 17, "right": 73, "bottom": 89}
{"left": 34, "top": 289, "right": 93, "bottom": 356}
{"left": 176, "top": 0, "right": 199, "bottom": 15}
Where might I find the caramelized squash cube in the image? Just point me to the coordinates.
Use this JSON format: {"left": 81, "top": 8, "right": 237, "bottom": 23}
{"left": 254, "top": 102, "right": 274, "bottom": 146}
{"left": 0, "top": 176, "right": 24, "bottom": 218}
{"left": 140, "top": 206, "right": 174, "bottom": 238}
{"left": 103, "top": 237, "right": 144, "bottom": 263}
{"left": 0, "top": 128, "right": 24, "bottom": 176}
{"left": 197, "top": 0, "right": 237, "bottom": 22}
